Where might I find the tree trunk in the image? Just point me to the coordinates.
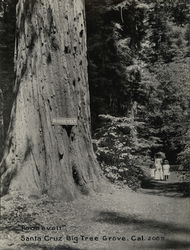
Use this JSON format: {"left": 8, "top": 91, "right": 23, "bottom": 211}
{"left": 0, "top": 0, "right": 102, "bottom": 199}
{"left": 0, "top": 89, "right": 4, "bottom": 159}
{"left": 130, "top": 101, "right": 138, "bottom": 144}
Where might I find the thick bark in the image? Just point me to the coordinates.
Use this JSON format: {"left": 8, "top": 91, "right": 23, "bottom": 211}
{"left": 0, "top": 0, "right": 101, "bottom": 199}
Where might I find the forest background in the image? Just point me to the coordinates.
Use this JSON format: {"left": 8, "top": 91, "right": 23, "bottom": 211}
{"left": 0, "top": 0, "right": 190, "bottom": 190}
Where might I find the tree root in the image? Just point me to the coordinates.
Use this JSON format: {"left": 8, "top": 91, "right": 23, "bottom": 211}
{"left": 0, "top": 164, "right": 17, "bottom": 196}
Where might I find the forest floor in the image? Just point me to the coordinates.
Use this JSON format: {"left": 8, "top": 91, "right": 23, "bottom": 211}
{"left": 0, "top": 172, "right": 190, "bottom": 250}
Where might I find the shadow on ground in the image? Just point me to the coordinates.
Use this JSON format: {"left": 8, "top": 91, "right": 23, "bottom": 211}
{"left": 19, "top": 238, "right": 190, "bottom": 250}
{"left": 140, "top": 178, "right": 190, "bottom": 198}
{"left": 19, "top": 240, "right": 190, "bottom": 250}
{"left": 93, "top": 210, "right": 190, "bottom": 249}
{"left": 20, "top": 244, "right": 81, "bottom": 250}
{"left": 93, "top": 210, "right": 190, "bottom": 234}
{"left": 140, "top": 239, "right": 190, "bottom": 249}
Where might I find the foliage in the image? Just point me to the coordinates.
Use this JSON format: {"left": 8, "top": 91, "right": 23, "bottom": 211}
{"left": 93, "top": 114, "right": 150, "bottom": 190}
{"left": 178, "top": 128, "right": 190, "bottom": 169}
{"left": 87, "top": 0, "right": 190, "bottom": 178}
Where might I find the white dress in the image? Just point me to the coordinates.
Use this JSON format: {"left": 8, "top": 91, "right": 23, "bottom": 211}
{"left": 150, "top": 168, "right": 155, "bottom": 178}
{"left": 154, "top": 158, "right": 164, "bottom": 180}
{"left": 163, "top": 164, "right": 170, "bottom": 176}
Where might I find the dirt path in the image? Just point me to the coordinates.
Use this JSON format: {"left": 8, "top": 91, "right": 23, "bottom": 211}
{"left": 1, "top": 174, "right": 190, "bottom": 250}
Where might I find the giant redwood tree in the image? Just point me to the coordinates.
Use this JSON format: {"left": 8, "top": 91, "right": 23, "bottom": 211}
{"left": 0, "top": 0, "right": 102, "bottom": 199}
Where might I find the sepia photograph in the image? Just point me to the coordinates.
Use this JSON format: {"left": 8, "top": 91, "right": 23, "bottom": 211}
{"left": 0, "top": 0, "right": 190, "bottom": 249}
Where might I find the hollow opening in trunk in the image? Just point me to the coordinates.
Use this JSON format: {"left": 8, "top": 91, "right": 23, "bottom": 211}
{"left": 72, "top": 165, "right": 82, "bottom": 186}
{"left": 62, "top": 125, "right": 72, "bottom": 137}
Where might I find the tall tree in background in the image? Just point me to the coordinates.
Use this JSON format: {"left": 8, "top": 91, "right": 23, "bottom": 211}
{"left": 0, "top": 0, "right": 101, "bottom": 199}
{"left": 0, "top": 0, "right": 17, "bottom": 158}
{"left": 87, "top": 0, "right": 190, "bottom": 170}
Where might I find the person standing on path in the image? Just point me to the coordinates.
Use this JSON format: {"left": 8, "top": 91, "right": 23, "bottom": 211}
{"left": 150, "top": 164, "right": 156, "bottom": 179}
{"left": 154, "top": 154, "right": 164, "bottom": 180}
{"left": 163, "top": 160, "right": 170, "bottom": 181}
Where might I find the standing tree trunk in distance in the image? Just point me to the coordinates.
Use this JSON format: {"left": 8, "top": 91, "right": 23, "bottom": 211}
{"left": 0, "top": 89, "right": 4, "bottom": 159}
{"left": 0, "top": 0, "right": 102, "bottom": 199}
